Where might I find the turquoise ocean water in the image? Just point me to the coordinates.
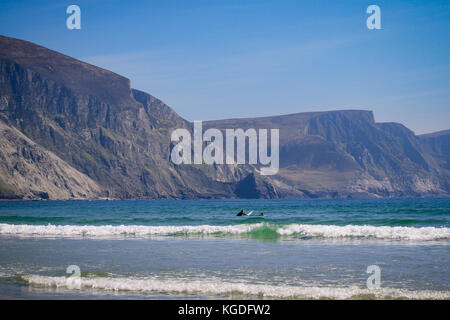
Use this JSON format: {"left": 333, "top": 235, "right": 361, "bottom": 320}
{"left": 0, "top": 198, "right": 449, "bottom": 299}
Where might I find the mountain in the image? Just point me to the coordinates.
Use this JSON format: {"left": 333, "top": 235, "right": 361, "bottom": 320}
{"left": 206, "top": 112, "right": 450, "bottom": 198}
{"left": 418, "top": 130, "right": 450, "bottom": 192}
{"left": 0, "top": 35, "right": 449, "bottom": 200}
{"left": 0, "top": 120, "right": 100, "bottom": 199}
{"left": 0, "top": 35, "right": 234, "bottom": 199}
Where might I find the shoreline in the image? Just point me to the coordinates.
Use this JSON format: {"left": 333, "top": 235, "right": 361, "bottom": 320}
{"left": 1, "top": 196, "right": 449, "bottom": 203}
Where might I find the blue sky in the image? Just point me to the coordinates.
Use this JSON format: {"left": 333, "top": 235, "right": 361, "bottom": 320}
{"left": 0, "top": 0, "right": 449, "bottom": 134}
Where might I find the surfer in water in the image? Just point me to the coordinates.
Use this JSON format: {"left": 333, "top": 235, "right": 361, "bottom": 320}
{"left": 237, "top": 210, "right": 262, "bottom": 217}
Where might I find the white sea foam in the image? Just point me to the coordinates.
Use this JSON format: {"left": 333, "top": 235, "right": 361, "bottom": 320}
{"left": 0, "top": 223, "right": 449, "bottom": 241}
{"left": 22, "top": 274, "right": 450, "bottom": 299}
{"left": 0, "top": 223, "right": 263, "bottom": 237}
{"left": 276, "top": 224, "right": 450, "bottom": 241}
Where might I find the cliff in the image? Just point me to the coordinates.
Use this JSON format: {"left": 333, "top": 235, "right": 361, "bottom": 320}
{"left": 0, "top": 35, "right": 448, "bottom": 200}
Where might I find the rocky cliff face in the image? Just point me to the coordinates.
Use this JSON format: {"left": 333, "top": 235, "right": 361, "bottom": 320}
{"left": 419, "top": 130, "right": 450, "bottom": 171}
{"left": 206, "top": 110, "right": 450, "bottom": 198}
{"left": 0, "top": 120, "right": 100, "bottom": 199}
{"left": 0, "top": 35, "right": 233, "bottom": 199}
{"left": 418, "top": 130, "right": 450, "bottom": 192}
{"left": 0, "top": 35, "right": 448, "bottom": 200}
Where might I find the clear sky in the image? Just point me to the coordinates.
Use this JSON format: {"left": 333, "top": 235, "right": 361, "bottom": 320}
{"left": 0, "top": 0, "right": 449, "bottom": 134}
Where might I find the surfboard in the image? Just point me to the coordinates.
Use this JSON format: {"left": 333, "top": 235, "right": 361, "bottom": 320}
{"left": 245, "top": 211, "right": 254, "bottom": 216}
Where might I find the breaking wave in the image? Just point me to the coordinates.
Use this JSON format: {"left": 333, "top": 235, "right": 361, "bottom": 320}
{"left": 22, "top": 274, "right": 450, "bottom": 299}
{"left": 0, "top": 223, "right": 449, "bottom": 241}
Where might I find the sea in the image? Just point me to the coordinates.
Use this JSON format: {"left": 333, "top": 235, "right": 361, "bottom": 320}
{"left": 0, "top": 198, "right": 449, "bottom": 299}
